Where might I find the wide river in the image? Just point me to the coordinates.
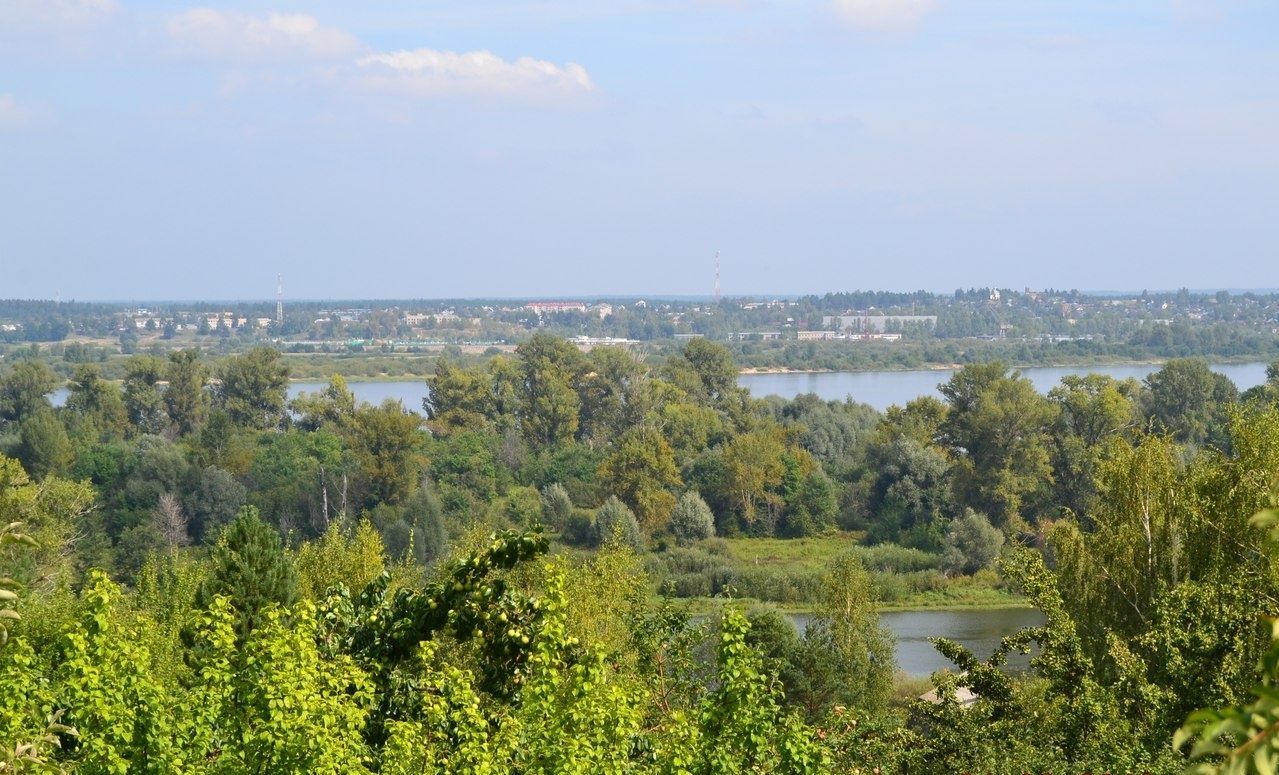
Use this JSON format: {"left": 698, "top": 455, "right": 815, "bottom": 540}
{"left": 51, "top": 361, "right": 1270, "bottom": 412}
{"left": 279, "top": 360, "right": 1269, "bottom": 412}
{"left": 739, "top": 361, "right": 1270, "bottom": 410}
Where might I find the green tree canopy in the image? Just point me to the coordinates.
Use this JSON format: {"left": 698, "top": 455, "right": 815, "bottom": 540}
{"left": 122, "top": 355, "right": 166, "bottom": 435}
{"left": 597, "top": 423, "right": 681, "bottom": 533}
{"left": 15, "top": 409, "right": 73, "bottom": 480}
{"left": 344, "top": 399, "right": 424, "bottom": 508}
{"left": 63, "top": 363, "right": 128, "bottom": 441}
{"left": 164, "top": 348, "right": 210, "bottom": 436}
{"left": 942, "top": 509, "right": 1004, "bottom": 575}
{"left": 593, "top": 495, "right": 643, "bottom": 551}
{"left": 939, "top": 362, "right": 1056, "bottom": 531}
{"left": 515, "top": 334, "right": 584, "bottom": 447}
{"left": 0, "top": 359, "right": 58, "bottom": 427}
{"left": 1047, "top": 373, "right": 1140, "bottom": 517}
{"left": 216, "top": 347, "right": 290, "bottom": 429}
{"left": 291, "top": 374, "right": 357, "bottom": 432}
{"left": 1142, "top": 358, "right": 1239, "bottom": 447}
{"left": 424, "top": 357, "right": 495, "bottom": 433}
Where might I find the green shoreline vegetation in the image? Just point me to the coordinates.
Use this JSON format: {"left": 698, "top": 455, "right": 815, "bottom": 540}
{"left": 2, "top": 333, "right": 1279, "bottom": 771}
{"left": 15, "top": 346, "right": 1278, "bottom": 387}
{"left": 674, "top": 595, "right": 1030, "bottom": 616}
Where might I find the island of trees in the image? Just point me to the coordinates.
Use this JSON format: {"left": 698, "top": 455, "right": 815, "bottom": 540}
{"left": 2, "top": 334, "right": 1279, "bottom": 772}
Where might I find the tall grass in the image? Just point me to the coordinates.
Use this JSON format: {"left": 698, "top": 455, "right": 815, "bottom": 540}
{"left": 645, "top": 535, "right": 1004, "bottom": 608}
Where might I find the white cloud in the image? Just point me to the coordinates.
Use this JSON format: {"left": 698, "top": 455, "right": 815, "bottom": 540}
{"left": 158, "top": 9, "right": 595, "bottom": 104}
{"left": 167, "top": 9, "right": 360, "bottom": 62}
{"left": 831, "top": 0, "right": 936, "bottom": 31}
{"left": 355, "top": 48, "right": 595, "bottom": 99}
{"left": 0, "top": 94, "right": 42, "bottom": 128}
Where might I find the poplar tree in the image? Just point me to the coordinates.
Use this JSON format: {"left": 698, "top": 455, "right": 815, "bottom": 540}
{"left": 164, "top": 348, "right": 209, "bottom": 436}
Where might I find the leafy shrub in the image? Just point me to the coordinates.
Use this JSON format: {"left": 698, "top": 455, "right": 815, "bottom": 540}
{"left": 501, "top": 486, "right": 543, "bottom": 527}
{"left": 670, "top": 491, "right": 716, "bottom": 545}
{"left": 380, "top": 519, "right": 413, "bottom": 561}
{"left": 670, "top": 573, "right": 713, "bottom": 598}
{"left": 562, "top": 508, "right": 596, "bottom": 547}
{"left": 295, "top": 519, "right": 385, "bottom": 599}
{"left": 539, "top": 483, "right": 573, "bottom": 530}
{"left": 594, "top": 496, "right": 643, "bottom": 551}
{"left": 942, "top": 509, "right": 1005, "bottom": 575}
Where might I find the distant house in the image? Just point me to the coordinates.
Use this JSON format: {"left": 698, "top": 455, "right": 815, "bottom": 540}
{"left": 797, "top": 330, "right": 839, "bottom": 341}
{"left": 568, "top": 335, "right": 637, "bottom": 351}
{"left": 850, "top": 332, "right": 902, "bottom": 342}
{"left": 405, "top": 310, "right": 461, "bottom": 326}
{"left": 797, "top": 330, "right": 902, "bottom": 342}
{"left": 526, "top": 301, "right": 588, "bottom": 315}
{"left": 822, "top": 314, "right": 937, "bottom": 333}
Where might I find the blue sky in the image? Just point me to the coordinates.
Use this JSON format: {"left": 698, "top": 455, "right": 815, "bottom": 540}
{"left": 1, "top": 0, "right": 1275, "bottom": 300}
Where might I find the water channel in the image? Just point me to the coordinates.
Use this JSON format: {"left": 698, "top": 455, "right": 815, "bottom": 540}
{"left": 792, "top": 607, "right": 1045, "bottom": 677}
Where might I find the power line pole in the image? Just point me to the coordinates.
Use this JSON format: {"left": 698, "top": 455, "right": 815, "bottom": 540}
{"left": 714, "top": 251, "right": 721, "bottom": 304}
{"left": 276, "top": 274, "right": 284, "bottom": 326}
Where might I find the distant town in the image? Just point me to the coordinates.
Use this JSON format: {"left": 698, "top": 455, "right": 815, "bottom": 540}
{"left": 3, "top": 288, "right": 1279, "bottom": 375}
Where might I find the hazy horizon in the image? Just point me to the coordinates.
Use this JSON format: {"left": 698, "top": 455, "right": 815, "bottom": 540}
{"left": 8, "top": 288, "right": 1279, "bottom": 306}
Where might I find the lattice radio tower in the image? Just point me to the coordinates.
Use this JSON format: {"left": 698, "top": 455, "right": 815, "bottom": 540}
{"left": 276, "top": 274, "right": 284, "bottom": 326}
{"left": 714, "top": 251, "right": 721, "bottom": 304}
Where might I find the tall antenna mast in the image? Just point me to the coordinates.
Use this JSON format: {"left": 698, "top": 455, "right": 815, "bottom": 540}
{"left": 714, "top": 251, "right": 721, "bottom": 304}
{"left": 276, "top": 274, "right": 284, "bottom": 326}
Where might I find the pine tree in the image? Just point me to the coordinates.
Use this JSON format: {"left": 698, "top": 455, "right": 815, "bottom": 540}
{"left": 196, "top": 506, "right": 297, "bottom": 639}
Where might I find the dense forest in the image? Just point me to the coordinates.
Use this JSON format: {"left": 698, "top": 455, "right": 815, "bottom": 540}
{"left": 3, "top": 335, "right": 1279, "bottom": 772}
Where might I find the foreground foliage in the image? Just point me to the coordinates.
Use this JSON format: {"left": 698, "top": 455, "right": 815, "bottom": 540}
{"left": 2, "top": 340, "right": 1279, "bottom": 771}
{"left": 0, "top": 529, "right": 829, "bottom": 773}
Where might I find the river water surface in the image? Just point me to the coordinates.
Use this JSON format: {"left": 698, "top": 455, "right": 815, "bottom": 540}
{"left": 739, "top": 361, "right": 1269, "bottom": 410}
{"left": 286, "top": 361, "right": 1269, "bottom": 412}
{"left": 51, "top": 361, "right": 1269, "bottom": 411}
{"left": 794, "top": 607, "right": 1045, "bottom": 677}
